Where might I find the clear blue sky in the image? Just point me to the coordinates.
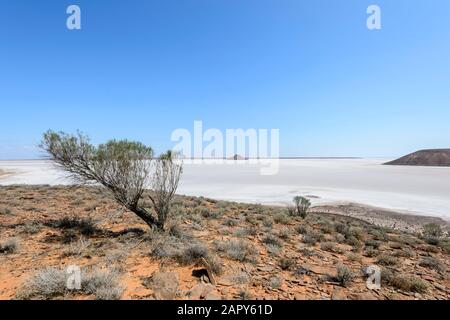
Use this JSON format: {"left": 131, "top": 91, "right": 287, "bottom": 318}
{"left": 1, "top": 0, "right": 449, "bottom": 159}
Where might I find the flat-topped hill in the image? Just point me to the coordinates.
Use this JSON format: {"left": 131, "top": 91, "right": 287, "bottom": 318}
{"left": 385, "top": 149, "right": 450, "bottom": 167}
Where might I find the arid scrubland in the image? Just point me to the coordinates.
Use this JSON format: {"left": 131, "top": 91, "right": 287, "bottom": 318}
{"left": 0, "top": 185, "right": 449, "bottom": 300}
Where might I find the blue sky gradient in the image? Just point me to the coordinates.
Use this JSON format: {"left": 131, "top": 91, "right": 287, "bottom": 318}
{"left": 1, "top": 0, "right": 449, "bottom": 159}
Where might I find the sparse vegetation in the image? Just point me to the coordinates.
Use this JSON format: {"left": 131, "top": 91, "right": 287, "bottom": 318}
{"left": 237, "top": 289, "right": 252, "bottom": 300}
{"left": 377, "top": 254, "right": 398, "bottom": 266}
{"left": 262, "top": 217, "right": 274, "bottom": 228}
{"left": 422, "top": 223, "right": 444, "bottom": 245}
{"left": 262, "top": 234, "right": 282, "bottom": 248}
{"left": 224, "top": 218, "right": 238, "bottom": 227}
{"left": 234, "top": 227, "right": 257, "bottom": 238}
{"left": 17, "top": 267, "right": 123, "bottom": 300}
{"left": 0, "top": 207, "right": 13, "bottom": 215}
{"left": 214, "top": 239, "right": 257, "bottom": 263}
{"left": 419, "top": 256, "right": 445, "bottom": 273}
{"left": 331, "top": 264, "right": 354, "bottom": 287}
{"left": 292, "top": 196, "right": 311, "bottom": 219}
{"left": 278, "top": 228, "right": 290, "bottom": 240}
{"left": 278, "top": 257, "right": 295, "bottom": 270}
{"left": 321, "top": 242, "right": 344, "bottom": 254}
{"left": 0, "top": 185, "right": 448, "bottom": 301}
{"left": 0, "top": 238, "right": 20, "bottom": 255}
{"left": 423, "top": 223, "right": 443, "bottom": 238}
{"left": 17, "top": 221, "right": 43, "bottom": 235}
{"left": 346, "top": 252, "right": 362, "bottom": 263}
{"left": 62, "top": 238, "right": 92, "bottom": 258}
{"left": 230, "top": 272, "right": 250, "bottom": 285}
{"left": 364, "top": 246, "right": 379, "bottom": 257}
{"left": 45, "top": 217, "right": 98, "bottom": 236}
{"left": 266, "top": 244, "right": 282, "bottom": 257}
{"left": 381, "top": 268, "right": 429, "bottom": 293}
{"left": 302, "top": 229, "right": 324, "bottom": 245}
{"left": 173, "top": 242, "right": 222, "bottom": 274}
{"left": 268, "top": 276, "right": 283, "bottom": 289}
{"left": 273, "top": 212, "right": 291, "bottom": 224}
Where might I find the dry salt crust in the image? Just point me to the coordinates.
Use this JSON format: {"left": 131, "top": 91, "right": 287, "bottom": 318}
{"left": 1, "top": 159, "right": 450, "bottom": 220}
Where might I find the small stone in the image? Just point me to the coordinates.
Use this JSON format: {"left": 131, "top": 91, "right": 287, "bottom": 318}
{"left": 332, "top": 288, "right": 348, "bottom": 301}
{"left": 257, "top": 266, "right": 276, "bottom": 272}
{"left": 204, "top": 292, "right": 222, "bottom": 300}
{"left": 434, "top": 284, "right": 445, "bottom": 291}
{"left": 150, "top": 272, "right": 179, "bottom": 300}
{"left": 294, "top": 293, "right": 306, "bottom": 300}
{"left": 349, "top": 292, "right": 378, "bottom": 300}
{"left": 188, "top": 284, "right": 214, "bottom": 300}
{"left": 218, "top": 279, "right": 233, "bottom": 286}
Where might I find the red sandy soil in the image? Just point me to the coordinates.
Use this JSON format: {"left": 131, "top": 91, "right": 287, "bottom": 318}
{"left": 0, "top": 185, "right": 449, "bottom": 300}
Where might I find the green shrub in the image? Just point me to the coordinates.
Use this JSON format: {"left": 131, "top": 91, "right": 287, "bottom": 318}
{"left": 0, "top": 238, "right": 20, "bottom": 255}
{"left": 17, "top": 267, "right": 123, "bottom": 300}
{"left": 266, "top": 244, "right": 282, "bottom": 257}
{"left": 262, "top": 217, "right": 274, "bottom": 228}
{"left": 377, "top": 254, "right": 398, "bottom": 266}
{"left": 363, "top": 246, "right": 379, "bottom": 257}
{"left": 331, "top": 264, "right": 354, "bottom": 287}
{"left": 321, "top": 242, "right": 343, "bottom": 254}
{"left": 262, "top": 234, "right": 282, "bottom": 248}
{"left": 302, "top": 229, "right": 324, "bottom": 245}
{"left": 45, "top": 217, "right": 98, "bottom": 236}
{"left": 273, "top": 212, "right": 291, "bottom": 224}
{"left": 382, "top": 269, "right": 428, "bottom": 293}
{"left": 296, "top": 225, "right": 309, "bottom": 235}
{"left": 365, "top": 239, "right": 382, "bottom": 249}
{"left": 278, "top": 257, "right": 295, "bottom": 270}
{"left": 0, "top": 208, "right": 13, "bottom": 215}
{"left": 292, "top": 196, "right": 311, "bottom": 219}
{"left": 423, "top": 223, "right": 443, "bottom": 238}
{"left": 224, "top": 218, "right": 238, "bottom": 227}
{"left": 419, "top": 257, "right": 445, "bottom": 273}
{"left": 18, "top": 221, "right": 43, "bottom": 235}
{"left": 278, "top": 228, "right": 290, "bottom": 240}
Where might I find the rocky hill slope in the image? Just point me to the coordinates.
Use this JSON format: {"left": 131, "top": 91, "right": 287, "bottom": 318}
{"left": 385, "top": 149, "right": 450, "bottom": 167}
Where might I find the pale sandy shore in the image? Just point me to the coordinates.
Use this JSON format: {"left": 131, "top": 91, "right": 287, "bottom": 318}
{"left": 311, "top": 203, "right": 449, "bottom": 233}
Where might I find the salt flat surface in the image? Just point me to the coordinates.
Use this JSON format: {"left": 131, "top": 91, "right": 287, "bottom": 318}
{"left": 1, "top": 159, "right": 449, "bottom": 219}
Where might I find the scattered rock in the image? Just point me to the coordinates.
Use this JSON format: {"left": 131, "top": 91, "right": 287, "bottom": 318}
{"left": 303, "top": 264, "right": 335, "bottom": 276}
{"left": 218, "top": 278, "right": 233, "bottom": 287}
{"left": 204, "top": 291, "right": 222, "bottom": 300}
{"left": 332, "top": 287, "right": 348, "bottom": 300}
{"left": 349, "top": 292, "right": 378, "bottom": 300}
{"left": 149, "top": 272, "right": 179, "bottom": 300}
{"left": 434, "top": 284, "right": 446, "bottom": 292}
{"left": 294, "top": 293, "right": 306, "bottom": 300}
{"left": 187, "top": 284, "right": 214, "bottom": 300}
{"left": 257, "top": 266, "right": 276, "bottom": 272}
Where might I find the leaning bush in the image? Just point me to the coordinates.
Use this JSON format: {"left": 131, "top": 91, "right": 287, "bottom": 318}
{"left": 41, "top": 131, "right": 182, "bottom": 230}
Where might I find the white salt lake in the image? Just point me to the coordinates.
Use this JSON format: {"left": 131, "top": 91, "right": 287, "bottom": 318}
{"left": 1, "top": 159, "right": 449, "bottom": 220}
